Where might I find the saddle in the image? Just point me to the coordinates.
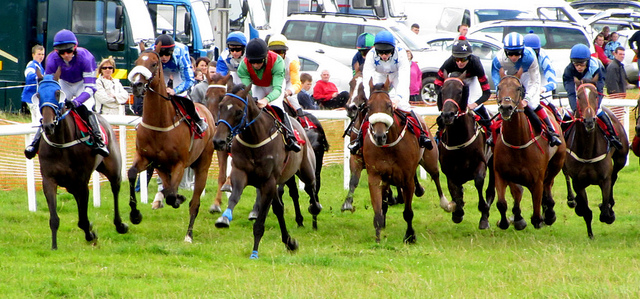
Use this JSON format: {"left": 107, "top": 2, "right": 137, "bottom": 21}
{"left": 265, "top": 105, "right": 306, "bottom": 146}
{"left": 171, "top": 95, "right": 206, "bottom": 139}
{"left": 71, "top": 111, "right": 109, "bottom": 146}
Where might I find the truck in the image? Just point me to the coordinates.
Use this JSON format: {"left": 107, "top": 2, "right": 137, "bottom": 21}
{"left": 146, "top": 0, "right": 219, "bottom": 60}
{"left": 0, "top": 0, "right": 155, "bottom": 112}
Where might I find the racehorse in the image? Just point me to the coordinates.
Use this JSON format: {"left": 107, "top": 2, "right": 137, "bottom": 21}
{"left": 563, "top": 77, "right": 628, "bottom": 238}
{"left": 362, "top": 78, "right": 429, "bottom": 243}
{"left": 212, "top": 84, "right": 322, "bottom": 259}
{"left": 438, "top": 71, "right": 495, "bottom": 229}
{"left": 36, "top": 71, "right": 129, "bottom": 249}
{"left": 632, "top": 98, "right": 640, "bottom": 157}
{"left": 494, "top": 72, "right": 565, "bottom": 230}
{"left": 127, "top": 44, "right": 216, "bottom": 243}
{"left": 341, "top": 71, "right": 448, "bottom": 212}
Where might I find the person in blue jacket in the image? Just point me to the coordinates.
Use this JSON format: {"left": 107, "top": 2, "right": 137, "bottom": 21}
{"left": 217, "top": 31, "right": 247, "bottom": 84}
{"left": 523, "top": 31, "right": 562, "bottom": 120}
{"left": 21, "top": 44, "right": 45, "bottom": 121}
{"left": 351, "top": 32, "right": 374, "bottom": 74}
{"left": 562, "top": 43, "right": 623, "bottom": 150}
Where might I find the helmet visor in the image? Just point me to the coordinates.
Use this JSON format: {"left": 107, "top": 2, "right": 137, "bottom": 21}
{"left": 505, "top": 49, "right": 523, "bottom": 57}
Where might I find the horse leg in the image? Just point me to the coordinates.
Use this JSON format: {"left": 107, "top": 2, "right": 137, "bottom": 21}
{"left": 474, "top": 168, "right": 490, "bottom": 230}
{"left": 447, "top": 178, "right": 465, "bottom": 224}
{"left": 422, "top": 153, "right": 453, "bottom": 212}
{"left": 43, "top": 178, "right": 60, "bottom": 250}
{"left": 402, "top": 184, "right": 416, "bottom": 244}
{"left": 413, "top": 172, "right": 425, "bottom": 197}
{"left": 215, "top": 171, "right": 248, "bottom": 228}
{"left": 495, "top": 172, "right": 510, "bottom": 230}
{"left": 529, "top": 182, "right": 544, "bottom": 229}
{"left": 298, "top": 150, "right": 322, "bottom": 230}
{"left": 367, "top": 174, "right": 385, "bottom": 243}
{"left": 563, "top": 168, "right": 576, "bottom": 208}
{"left": 599, "top": 179, "right": 615, "bottom": 225}
{"left": 272, "top": 183, "right": 298, "bottom": 254}
{"left": 164, "top": 164, "right": 187, "bottom": 209}
{"left": 184, "top": 152, "right": 213, "bottom": 243}
{"left": 69, "top": 185, "right": 97, "bottom": 244}
{"left": 281, "top": 177, "right": 304, "bottom": 227}
{"left": 573, "top": 185, "right": 593, "bottom": 239}
{"left": 209, "top": 150, "right": 228, "bottom": 214}
{"left": 342, "top": 155, "right": 363, "bottom": 212}
{"left": 248, "top": 192, "right": 260, "bottom": 221}
{"left": 127, "top": 158, "right": 146, "bottom": 224}
{"left": 97, "top": 159, "right": 128, "bottom": 234}
{"left": 542, "top": 182, "right": 557, "bottom": 226}
{"left": 510, "top": 184, "right": 526, "bottom": 230}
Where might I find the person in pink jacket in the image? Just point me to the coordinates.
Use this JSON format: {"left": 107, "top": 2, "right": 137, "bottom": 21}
{"left": 407, "top": 49, "right": 423, "bottom": 103}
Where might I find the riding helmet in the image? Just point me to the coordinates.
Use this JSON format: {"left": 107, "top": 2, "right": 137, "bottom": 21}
{"left": 374, "top": 30, "right": 395, "bottom": 52}
{"left": 155, "top": 34, "right": 175, "bottom": 50}
{"left": 503, "top": 32, "right": 525, "bottom": 56}
{"left": 452, "top": 36, "right": 472, "bottom": 58}
{"left": 570, "top": 44, "right": 591, "bottom": 64}
{"left": 227, "top": 31, "right": 247, "bottom": 47}
{"left": 357, "top": 33, "right": 375, "bottom": 50}
{"left": 523, "top": 31, "right": 541, "bottom": 50}
{"left": 53, "top": 29, "right": 77, "bottom": 51}
{"left": 267, "top": 34, "right": 289, "bottom": 51}
{"left": 245, "top": 38, "right": 269, "bottom": 61}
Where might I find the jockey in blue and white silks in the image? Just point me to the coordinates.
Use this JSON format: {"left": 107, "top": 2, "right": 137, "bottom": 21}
{"left": 523, "top": 32, "right": 557, "bottom": 96}
{"left": 216, "top": 31, "right": 247, "bottom": 85}
{"left": 150, "top": 36, "right": 195, "bottom": 97}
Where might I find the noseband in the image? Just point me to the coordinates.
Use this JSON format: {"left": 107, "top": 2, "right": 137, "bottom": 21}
{"left": 216, "top": 93, "right": 261, "bottom": 138}
{"left": 442, "top": 77, "right": 467, "bottom": 118}
{"left": 497, "top": 75, "right": 525, "bottom": 118}
{"left": 575, "top": 83, "right": 597, "bottom": 121}
{"left": 129, "top": 51, "right": 171, "bottom": 100}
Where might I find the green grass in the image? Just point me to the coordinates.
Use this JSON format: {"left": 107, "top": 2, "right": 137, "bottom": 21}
{"left": 2, "top": 154, "right": 640, "bottom": 298}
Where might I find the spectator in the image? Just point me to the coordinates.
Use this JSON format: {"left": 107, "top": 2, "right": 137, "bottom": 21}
{"left": 189, "top": 61, "right": 218, "bottom": 104}
{"left": 195, "top": 57, "right": 210, "bottom": 76}
{"left": 411, "top": 23, "right": 420, "bottom": 35}
{"left": 604, "top": 32, "right": 621, "bottom": 60}
{"left": 95, "top": 56, "right": 128, "bottom": 115}
{"left": 296, "top": 73, "right": 319, "bottom": 110}
{"left": 21, "top": 44, "right": 45, "bottom": 122}
{"left": 629, "top": 30, "right": 640, "bottom": 84}
{"left": 592, "top": 33, "right": 610, "bottom": 66}
{"left": 600, "top": 26, "right": 611, "bottom": 43}
{"left": 194, "top": 69, "right": 204, "bottom": 83}
{"left": 313, "top": 69, "right": 349, "bottom": 109}
{"left": 606, "top": 46, "right": 628, "bottom": 96}
{"left": 407, "top": 49, "right": 422, "bottom": 103}
{"left": 352, "top": 32, "right": 374, "bottom": 74}
{"left": 217, "top": 31, "right": 247, "bottom": 84}
{"left": 458, "top": 24, "right": 469, "bottom": 37}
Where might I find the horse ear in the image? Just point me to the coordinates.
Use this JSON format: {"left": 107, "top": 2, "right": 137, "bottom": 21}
{"left": 592, "top": 73, "right": 600, "bottom": 83}
{"left": 138, "top": 41, "right": 145, "bottom": 52}
{"left": 225, "top": 75, "right": 234, "bottom": 91}
{"left": 573, "top": 76, "right": 581, "bottom": 88}
{"left": 368, "top": 77, "right": 374, "bottom": 90}
{"left": 36, "top": 67, "right": 43, "bottom": 80}
{"left": 443, "top": 69, "right": 448, "bottom": 78}
{"left": 459, "top": 70, "right": 467, "bottom": 80}
{"left": 384, "top": 76, "right": 391, "bottom": 91}
{"left": 499, "top": 67, "right": 506, "bottom": 79}
{"left": 515, "top": 68, "right": 524, "bottom": 79}
{"left": 353, "top": 61, "right": 360, "bottom": 73}
{"left": 155, "top": 41, "right": 162, "bottom": 54}
{"left": 53, "top": 66, "right": 61, "bottom": 82}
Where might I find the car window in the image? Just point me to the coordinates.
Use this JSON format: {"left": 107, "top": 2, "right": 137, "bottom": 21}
{"left": 320, "top": 22, "right": 359, "bottom": 48}
{"left": 474, "top": 9, "right": 533, "bottom": 23}
{"left": 299, "top": 57, "right": 319, "bottom": 72}
{"left": 505, "top": 26, "right": 588, "bottom": 50}
{"left": 283, "top": 21, "right": 320, "bottom": 42}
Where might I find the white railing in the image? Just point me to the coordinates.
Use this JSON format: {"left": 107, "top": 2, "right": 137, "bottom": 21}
{"left": 1, "top": 98, "right": 635, "bottom": 211}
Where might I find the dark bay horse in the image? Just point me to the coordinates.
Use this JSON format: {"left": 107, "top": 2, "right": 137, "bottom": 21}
{"left": 563, "top": 78, "right": 628, "bottom": 238}
{"left": 362, "top": 79, "right": 428, "bottom": 243}
{"left": 439, "top": 72, "right": 495, "bottom": 229}
{"left": 128, "top": 46, "right": 216, "bottom": 243}
{"left": 212, "top": 84, "right": 322, "bottom": 259}
{"left": 494, "top": 73, "right": 565, "bottom": 230}
{"left": 631, "top": 98, "right": 640, "bottom": 157}
{"left": 35, "top": 73, "right": 129, "bottom": 249}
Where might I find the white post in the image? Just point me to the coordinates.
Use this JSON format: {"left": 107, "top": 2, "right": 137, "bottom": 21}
{"left": 92, "top": 171, "right": 101, "bottom": 207}
{"left": 624, "top": 105, "right": 630, "bottom": 167}
{"left": 140, "top": 170, "right": 148, "bottom": 204}
{"left": 343, "top": 119, "right": 350, "bottom": 190}
{"left": 225, "top": 156, "right": 232, "bottom": 199}
{"left": 26, "top": 134, "right": 36, "bottom": 212}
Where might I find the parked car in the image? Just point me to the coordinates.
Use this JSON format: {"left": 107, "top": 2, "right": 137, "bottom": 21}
{"left": 468, "top": 20, "right": 594, "bottom": 97}
{"left": 570, "top": 0, "right": 640, "bottom": 13}
{"left": 294, "top": 49, "right": 353, "bottom": 94}
{"left": 611, "top": 29, "right": 639, "bottom": 84}
{"left": 583, "top": 9, "right": 640, "bottom": 34}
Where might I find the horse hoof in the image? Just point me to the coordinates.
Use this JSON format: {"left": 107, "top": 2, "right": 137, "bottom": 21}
{"left": 567, "top": 200, "right": 577, "bottom": 209}
{"left": 209, "top": 204, "right": 222, "bottom": 214}
{"left": 215, "top": 216, "right": 230, "bottom": 228}
{"left": 514, "top": 219, "right": 527, "bottom": 230}
{"left": 452, "top": 210, "right": 464, "bottom": 224}
{"left": 221, "top": 184, "right": 232, "bottom": 192}
{"left": 403, "top": 234, "right": 416, "bottom": 244}
{"left": 341, "top": 202, "right": 353, "bottom": 212}
{"left": 497, "top": 219, "right": 510, "bottom": 230}
{"left": 86, "top": 231, "right": 98, "bottom": 242}
{"left": 184, "top": 235, "right": 193, "bottom": 243}
{"left": 414, "top": 185, "right": 425, "bottom": 197}
{"left": 250, "top": 250, "right": 259, "bottom": 259}
{"left": 479, "top": 219, "right": 490, "bottom": 230}
{"left": 130, "top": 210, "right": 143, "bottom": 225}
{"left": 286, "top": 238, "right": 299, "bottom": 251}
{"left": 152, "top": 200, "right": 164, "bottom": 210}
{"left": 308, "top": 203, "right": 323, "bottom": 215}
{"left": 544, "top": 212, "right": 557, "bottom": 226}
{"left": 599, "top": 212, "right": 616, "bottom": 224}
{"left": 116, "top": 223, "right": 129, "bottom": 234}
{"left": 248, "top": 211, "right": 258, "bottom": 221}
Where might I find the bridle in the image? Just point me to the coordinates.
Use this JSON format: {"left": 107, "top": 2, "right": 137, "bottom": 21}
{"left": 216, "top": 92, "right": 262, "bottom": 138}
{"left": 497, "top": 75, "right": 525, "bottom": 119}
{"left": 442, "top": 77, "right": 467, "bottom": 119}
{"left": 574, "top": 82, "right": 597, "bottom": 122}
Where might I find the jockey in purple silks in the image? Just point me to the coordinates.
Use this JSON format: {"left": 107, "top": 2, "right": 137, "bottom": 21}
{"left": 24, "top": 29, "right": 109, "bottom": 159}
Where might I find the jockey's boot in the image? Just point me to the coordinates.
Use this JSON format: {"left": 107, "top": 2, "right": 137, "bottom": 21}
{"left": 535, "top": 106, "right": 562, "bottom": 147}
{"left": 281, "top": 113, "right": 301, "bottom": 152}
{"left": 181, "top": 97, "right": 208, "bottom": 134}
{"left": 435, "top": 114, "right": 444, "bottom": 145}
{"left": 543, "top": 99, "right": 562, "bottom": 122}
{"left": 348, "top": 125, "right": 364, "bottom": 155}
{"left": 24, "top": 127, "right": 42, "bottom": 159}
{"left": 296, "top": 108, "right": 305, "bottom": 117}
{"left": 474, "top": 105, "right": 493, "bottom": 146}
{"left": 88, "top": 113, "right": 110, "bottom": 157}
{"left": 410, "top": 110, "right": 433, "bottom": 150}
{"left": 598, "top": 111, "right": 623, "bottom": 150}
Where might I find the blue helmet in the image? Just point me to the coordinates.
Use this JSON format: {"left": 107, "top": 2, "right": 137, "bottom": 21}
{"left": 357, "top": 33, "right": 374, "bottom": 50}
{"left": 570, "top": 44, "right": 591, "bottom": 63}
{"left": 503, "top": 32, "right": 524, "bottom": 51}
{"left": 374, "top": 30, "right": 395, "bottom": 51}
{"left": 227, "top": 32, "right": 247, "bottom": 47}
{"left": 53, "top": 29, "right": 77, "bottom": 50}
{"left": 523, "top": 32, "right": 541, "bottom": 50}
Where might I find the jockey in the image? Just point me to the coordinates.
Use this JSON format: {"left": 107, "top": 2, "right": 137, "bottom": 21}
{"left": 151, "top": 34, "right": 207, "bottom": 135}
{"left": 267, "top": 34, "right": 305, "bottom": 117}
{"left": 216, "top": 31, "right": 247, "bottom": 84}
{"left": 563, "top": 43, "right": 623, "bottom": 150}
{"left": 523, "top": 31, "right": 562, "bottom": 120}
{"left": 237, "top": 38, "right": 301, "bottom": 152}
{"left": 24, "top": 29, "right": 109, "bottom": 159}
{"left": 491, "top": 32, "right": 562, "bottom": 147}
{"left": 352, "top": 32, "right": 374, "bottom": 74}
{"left": 348, "top": 30, "right": 432, "bottom": 154}
{"left": 434, "top": 35, "right": 492, "bottom": 134}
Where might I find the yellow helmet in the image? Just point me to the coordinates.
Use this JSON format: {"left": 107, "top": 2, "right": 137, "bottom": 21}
{"left": 268, "top": 34, "right": 289, "bottom": 51}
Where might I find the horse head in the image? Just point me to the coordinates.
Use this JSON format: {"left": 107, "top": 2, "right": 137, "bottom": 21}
{"left": 212, "top": 83, "right": 253, "bottom": 151}
{"left": 36, "top": 68, "right": 66, "bottom": 135}
{"left": 347, "top": 70, "right": 366, "bottom": 119}
{"left": 496, "top": 68, "right": 525, "bottom": 121}
{"left": 367, "top": 77, "right": 393, "bottom": 146}
{"left": 204, "top": 72, "right": 233, "bottom": 122}
{"left": 440, "top": 70, "right": 469, "bottom": 125}
{"left": 128, "top": 43, "right": 164, "bottom": 98}
{"left": 574, "top": 75, "right": 600, "bottom": 132}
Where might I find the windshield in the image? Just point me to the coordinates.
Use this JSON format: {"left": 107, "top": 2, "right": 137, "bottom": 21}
{"left": 122, "top": 0, "right": 155, "bottom": 43}
{"left": 389, "top": 25, "right": 426, "bottom": 51}
{"left": 475, "top": 9, "right": 535, "bottom": 23}
{"left": 191, "top": 0, "right": 215, "bottom": 47}
{"left": 388, "top": 0, "right": 405, "bottom": 18}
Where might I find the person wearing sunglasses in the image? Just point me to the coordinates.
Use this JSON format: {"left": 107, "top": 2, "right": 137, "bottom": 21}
{"left": 25, "top": 29, "right": 109, "bottom": 159}
{"left": 95, "top": 56, "right": 129, "bottom": 115}
{"left": 217, "top": 31, "right": 247, "bottom": 85}
{"left": 237, "top": 38, "right": 301, "bottom": 152}
{"left": 563, "top": 43, "right": 622, "bottom": 150}
{"left": 267, "top": 34, "right": 306, "bottom": 116}
{"left": 491, "top": 32, "right": 562, "bottom": 147}
{"left": 352, "top": 32, "right": 374, "bottom": 75}
{"left": 434, "top": 35, "right": 492, "bottom": 142}
{"left": 349, "top": 30, "right": 432, "bottom": 154}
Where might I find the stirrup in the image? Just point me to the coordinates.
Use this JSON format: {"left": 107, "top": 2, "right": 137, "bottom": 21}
{"left": 92, "top": 144, "right": 110, "bottom": 157}
{"left": 195, "top": 120, "right": 208, "bottom": 134}
{"left": 548, "top": 132, "right": 562, "bottom": 147}
{"left": 609, "top": 136, "right": 623, "bottom": 150}
{"left": 286, "top": 139, "right": 301, "bottom": 152}
{"left": 348, "top": 140, "right": 361, "bottom": 155}
{"left": 419, "top": 135, "right": 433, "bottom": 150}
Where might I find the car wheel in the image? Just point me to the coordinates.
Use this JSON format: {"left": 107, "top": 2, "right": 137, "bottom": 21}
{"left": 422, "top": 77, "right": 437, "bottom": 106}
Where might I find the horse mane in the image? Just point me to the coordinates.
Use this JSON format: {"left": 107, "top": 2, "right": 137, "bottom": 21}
{"left": 372, "top": 83, "right": 386, "bottom": 92}
{"left": 230, "top": 84, "right": 246, "bottom": 94}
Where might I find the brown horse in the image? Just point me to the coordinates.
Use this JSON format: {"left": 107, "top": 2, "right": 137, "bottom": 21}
{"left": 363, "top": 79, "right": 429, "bottom": 243}
{"left": 35, "top": 72, "right": 129, "bottom": 249}
{"left": 127, "top": 45, "right": 216, "bottom": 243}
{"left": 631, "top": 98, "right": 640, "bottom": 157}
{"left": 438, "top": 71, "right": 495, "bottom": 229}
{"left": 494, "top": 73, "right": 565, "bottom": 230}
{"left": 212, "top": 84, "right": 322, "bottom": 259}
{"left": 563, "top": 78, "right": 628, "bottom": 238}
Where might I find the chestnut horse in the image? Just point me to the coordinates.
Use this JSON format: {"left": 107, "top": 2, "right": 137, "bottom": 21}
{"left": 563, "top": 77, "right": 628, "bottom": 238}
{"left": 212, "top": 84, "right": 322, "bottom": 259}
{"left": 127, "top": 46, "right": 216, "bottom": 243}
{"left": 494, "top": 74, "right": 565, "bottom": 230}
{"left": 35, "top": 73, "right": 130, "bottom": 249}
{"left": 363, "top": 79, "right": 430, "bottom": 243}
{"left": 439, "top": 72, "right": 495, "bottom": 229}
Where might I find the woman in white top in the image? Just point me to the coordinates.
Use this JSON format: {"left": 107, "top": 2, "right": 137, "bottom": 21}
{"left": 95, "top": 57, "right": 129, "bottom": 115}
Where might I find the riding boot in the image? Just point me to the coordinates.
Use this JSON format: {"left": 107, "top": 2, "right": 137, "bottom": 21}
{"left": 535, "top": 106, "right": 562, "bottom": 147}
{"left": 435, "top": 114, "right": 444, "bottom": 145}
{"left": 348, "top": 125, "right": 364, "bottom": 155}
{"left": 280, "top": 111, "right": 302, "bottom": 152}
{"left": 24, "top": 127, "right": 42, "bottom": 159}
{"left": 474, "top": 105, "right": 493, "bottom": 146}
{"left": 87, "top": 113, "right": 110, "bottom": 157}
{"left": 542, "top": 99, "right": 562, "bottom": 122}
{"left": 410, "top": 110, "right": 433, "bottom": 150}
{"left": 598, "top": 111, "right": 623, "bottom": 150}
{"left": 179, "top": 96, "right": 208, "bottom": 134}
